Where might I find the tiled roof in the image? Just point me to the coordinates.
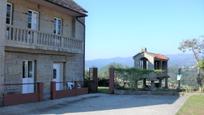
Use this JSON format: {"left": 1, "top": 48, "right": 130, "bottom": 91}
{"left": 46, "top": 0, "right": 87, "bottom": 15}
{"left": 133, "top": 51, "right": 169, "bottom": 61}
{"left": 146, "top": 52, "right": 169, "bottom": 60}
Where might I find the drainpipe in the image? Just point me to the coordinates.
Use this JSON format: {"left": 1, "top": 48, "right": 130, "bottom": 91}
{"left": 75, "top": 16, "right": 86, "bottom": 83}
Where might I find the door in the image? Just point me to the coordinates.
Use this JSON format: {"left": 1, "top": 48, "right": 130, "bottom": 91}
{"left": 53, "top": 63, "right": 62, "bottom": 91}
{"left": 22, "top": 61, "right": 35, "bottom": 94}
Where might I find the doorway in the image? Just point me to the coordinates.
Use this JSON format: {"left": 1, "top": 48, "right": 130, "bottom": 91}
{"left": 22, "top": 61, "right": 35, "bottom": 94}
{"left": 53, "top": 63, "right": 63, "bottom": 91}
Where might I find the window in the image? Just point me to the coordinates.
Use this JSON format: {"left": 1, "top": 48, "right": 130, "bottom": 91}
{"left": 154, "top": 61, "right": 160, "bottom": 70}
{"left": 22, "top": 61, "right": 26, "bottom": 78}
{"left": 139, "top": 58, "right": 149, "bottom": 70}
{"left": 23, "top": 61, "right": 34, "bottom": 78}
{"left": 53, "top": 69, "right": 56, "bottom": 79}
{"left": 27, "top": 10, "right": 39, "bottom": 30}
{"left": 6, "top": 3, "right": 13, "bottom": 24}
{"left": 27, "top": 11, "right": 32, "bottom": 29}
{"left": 72, "top": 18, "right": 76, "bottom": 37}
{"left": 28, "top": 61, "right": 33, "bottom": 78}
{"left": 54, "top": 17, "right": 62, "bottom": 35}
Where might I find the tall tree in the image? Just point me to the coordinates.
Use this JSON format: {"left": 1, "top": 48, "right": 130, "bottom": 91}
{"left": 178, "top": 38, "right": 204, "bottom": 88}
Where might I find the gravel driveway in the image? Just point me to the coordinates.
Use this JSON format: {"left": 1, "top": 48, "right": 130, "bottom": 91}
{"left": 0, "top": 94, "right": 187, "bottom": 115}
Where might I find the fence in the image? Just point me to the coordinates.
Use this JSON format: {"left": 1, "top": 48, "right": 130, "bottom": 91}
{"left": 0, "top": 82, "right": 43, "bottom": 106}
{"left": 50, "top": 81, "right": 88, "bottom": 99}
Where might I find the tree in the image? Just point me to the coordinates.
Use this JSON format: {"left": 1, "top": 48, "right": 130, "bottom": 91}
{"left": 178, "top": 38, "right": 204, "bottom": 88}
{"left": 98, "top": 63, "right": 128, "bottom": 79}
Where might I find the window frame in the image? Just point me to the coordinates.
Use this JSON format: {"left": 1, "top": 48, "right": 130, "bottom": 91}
{"left": 22, "top": 60, "right": 35, "bottom": 78}
{"left": 27, "top": 9, "right": 39, "bottom": 30}
{"left": 54, "top": 17, "right": 63, "bottom": 35}
{"left": 72, "top": 18, "right": 76, "bottom": 38}
{"left": 27, "top": 10, "right": 32, "bottom": 29}
{"left": 6, "top": 2, "right": 13, "bottom": 25}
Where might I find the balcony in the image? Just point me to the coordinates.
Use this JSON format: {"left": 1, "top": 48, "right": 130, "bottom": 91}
{"left": 5, "top": 25, "right": 83, "bottom": 54}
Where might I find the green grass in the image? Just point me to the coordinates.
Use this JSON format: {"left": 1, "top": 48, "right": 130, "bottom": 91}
{"left": 98, "top": 87, "right": 109, "bottom": 93}
{"left": 177, "top": 94, "right": 204, "bottom": 115}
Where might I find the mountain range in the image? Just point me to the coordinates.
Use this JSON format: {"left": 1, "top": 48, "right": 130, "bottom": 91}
{"left": 85, "top": 54, "right": 195, "bottom": 69}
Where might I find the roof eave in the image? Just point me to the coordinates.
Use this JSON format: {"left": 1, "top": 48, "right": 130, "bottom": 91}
{"left": 154, "top": 57, "right": 169, "bottom": 61}
{"left": 45, "top": 0, "right": 88, "bottom": 17}
{"left": 133, "top": 52, "right": 143, "bottom": 59}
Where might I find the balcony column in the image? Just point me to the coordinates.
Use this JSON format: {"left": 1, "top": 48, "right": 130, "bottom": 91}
{"left": 0, "top": 0, "right": 6, "bottom": 104}
{"left": 151, "top": 80, "right": 155, "bottom": 90}
{"left": 159, "top": 79, "right": 162, "bottom": 88}
{"left": 160, "top": 61, "right": 163, "bottom": 70}
{"left": 61, "top": 37, "right": 64, "bottom": 48}
{"left": 33, "top": 32, "right": 38, "bottom": 45}
{"left": 165, "top": 78, "right": 168, "bottom": 89}
{"left": 143, "top": 78, "right": 146, "bottom": 88}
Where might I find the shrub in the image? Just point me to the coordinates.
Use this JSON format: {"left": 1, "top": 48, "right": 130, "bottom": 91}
{"left": 198, "top": 60, "right": 204, "bottom": 69}
{"left": 114, "top": 68, "right": 165, "bottom": 90}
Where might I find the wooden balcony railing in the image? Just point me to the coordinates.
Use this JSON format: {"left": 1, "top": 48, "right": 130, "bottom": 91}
{"left": 5, "top": 25, "right": 83, "bottom": 53}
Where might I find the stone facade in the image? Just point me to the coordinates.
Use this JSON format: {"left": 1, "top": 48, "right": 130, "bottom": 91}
{"left": 4, "top": 52, "right": 83, "bottom": 98}
{"left": 0, "top": 0, "right": 86, "bottom": 101}
{"left": 133, "top": 49, "right": 168, "bottom": 71}
{"left": 0, "top": 0, "right": 7, "bottom": 103}
{"left": 7, "top": 0, "right": 81, "bottom": 39}
{"left": 133, "top": 49, "right": 169, "bottom": 89}
{"left": 133, "top": 52, "right": 155, "bottom": 70}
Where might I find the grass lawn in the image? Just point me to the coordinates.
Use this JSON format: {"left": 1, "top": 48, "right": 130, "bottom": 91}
{"left": 177, "top": 94, "right": 204, "bottom": 115}
{"left": 98, "top": 87, "right": 109, "bottom": 93}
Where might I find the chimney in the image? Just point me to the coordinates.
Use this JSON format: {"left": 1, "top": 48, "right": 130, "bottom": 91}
{"left": 141, "top": 48, "right": 147, "bottom": 52}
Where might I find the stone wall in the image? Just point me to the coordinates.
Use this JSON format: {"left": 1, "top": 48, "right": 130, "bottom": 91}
{"left": 0, "top": 0, "right": 6, "bottom": 104}
{"left": 114, "top": 89, "right": 180, "bottom": 96}
{"left": 7, "top": 0, "right": 74, "bottom": 38}
{"left": 133, "top": 53, "right": 154, "bottom": 70}
{"left": 134, "top": 53, "right": 144, "bottom": 68}
{"left": 4, "top": 51, "right": 84, "bottom": 99}
{"left": 0, "top": 0, "right": 85, "bottom": 102}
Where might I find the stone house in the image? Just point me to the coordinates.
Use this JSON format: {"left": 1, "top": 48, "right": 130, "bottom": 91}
{"left": 133, "top": 48, "right": 169, "bottom": 89}
{"left": 0, "top": 0, "right": 87, "bottom": 101}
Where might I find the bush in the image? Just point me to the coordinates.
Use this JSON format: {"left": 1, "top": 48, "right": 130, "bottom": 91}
{"left": 114, "top": 68, "right": 165, "bottom": 90}
{"left": 98, "top": 78, "right": 109, "bottom": 87}
{"left": 198, "top": 60, "right": 204, "bottom": 69}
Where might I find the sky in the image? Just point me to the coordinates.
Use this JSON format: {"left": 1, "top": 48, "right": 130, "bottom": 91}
{"left": 75, "top": 0, "right": 204, "bottom": 60}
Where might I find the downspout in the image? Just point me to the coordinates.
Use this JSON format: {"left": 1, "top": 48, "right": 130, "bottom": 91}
{"left": 75, "top": 16, "right": 86, "bottom": 82}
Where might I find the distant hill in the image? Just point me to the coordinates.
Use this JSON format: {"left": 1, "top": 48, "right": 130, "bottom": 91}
{"left": 86, "top": 57, "right": 134, "bottom": 69}
{"left": 167, "top": 54, "right": 195, "bottom": 67}
{"left": 85, "top": 54, "right": 195, "bottom": 69}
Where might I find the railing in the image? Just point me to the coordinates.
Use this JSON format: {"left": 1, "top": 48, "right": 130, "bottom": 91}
{"left": 54, "top": 81, "right": 84, "bottom": 91}
{"left": 5, "top": 24, "right": 83, "bottom": 53}
{"left": 0, "top": 82, "right": 38, "bottom": 94}
{"left": 0, "top": 82, "right": 44, "bottom": 106}
{"left": 50, "top": 81, "right": 88, "bottom": 99}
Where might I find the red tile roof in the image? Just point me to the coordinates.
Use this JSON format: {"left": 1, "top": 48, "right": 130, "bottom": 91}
{"left": 146, "top": 52, "right": 169, "bottom": 60}
{"left": 154, "top": 54, "right": 169, "bottom": 60}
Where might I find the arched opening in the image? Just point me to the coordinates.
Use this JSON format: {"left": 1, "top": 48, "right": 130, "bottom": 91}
{"left": 140, "top": 57, "right": 149, "bottom": 70}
